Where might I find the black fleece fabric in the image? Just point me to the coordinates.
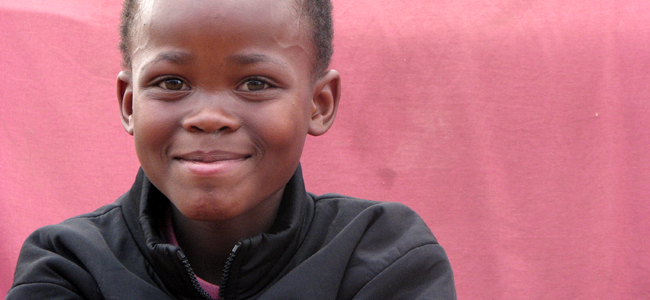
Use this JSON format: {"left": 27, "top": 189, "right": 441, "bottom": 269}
{"left": 8, "top": 167, "right": 456, "bottom": 299}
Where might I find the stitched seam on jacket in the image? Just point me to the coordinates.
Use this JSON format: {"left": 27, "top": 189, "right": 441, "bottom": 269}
{"left": 66, "top": 205, "right": 121, "bottom": 220}
{"left": 354, "top": 242, "right": 439, "bottom": 293}
{"left": 9, "top": 281, "right": 92, "bottom": 298}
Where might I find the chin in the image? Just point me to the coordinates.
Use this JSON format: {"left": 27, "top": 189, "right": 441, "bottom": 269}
{"left": 175, "top": 198, "right": 244, "bottom": 222}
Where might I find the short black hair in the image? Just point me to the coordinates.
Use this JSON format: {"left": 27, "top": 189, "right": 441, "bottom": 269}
{"left": 119, "top": 0, "right": 333, "bottom": 75}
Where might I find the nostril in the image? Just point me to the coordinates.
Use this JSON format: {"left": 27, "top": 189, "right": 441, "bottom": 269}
{"left": 189, "top": 125, "right": 204, "bottom": 132}
{"left": 182, "top": 108, "right": 241, "bottom": 133}
{"left": 185, "top": 119, "right": 240, "bottom": 133}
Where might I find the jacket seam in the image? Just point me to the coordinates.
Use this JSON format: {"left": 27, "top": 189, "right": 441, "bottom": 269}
{"left": 10, "top": 281, "right": 88, "bottom": 297}
{"left": 67, "top": 205, "right": 122, "bottom": 220}
{"left": 354, "top": 242, "right": 439, "bottom": 293}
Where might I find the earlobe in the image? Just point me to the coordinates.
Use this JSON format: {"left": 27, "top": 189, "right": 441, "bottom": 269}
{"left": 117, "top": 71, "right": 135, "bottom": 136}
{"left": 308, "top": 70, "right": 341, "bottom": 136}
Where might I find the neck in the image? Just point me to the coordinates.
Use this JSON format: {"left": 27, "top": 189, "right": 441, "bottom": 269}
{"left": 170, "top": 189, "right": 284, "bottom": 284}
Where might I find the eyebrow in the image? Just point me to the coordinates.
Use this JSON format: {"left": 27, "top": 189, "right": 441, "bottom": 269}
{"left": 139, "top": 51, "right": 288, "bottom": 72}
{"left": 140, "top": 51, "right": 195, "bottom": 72}
{"left": 226, "top": 53, "right": 288, "bottom": 68}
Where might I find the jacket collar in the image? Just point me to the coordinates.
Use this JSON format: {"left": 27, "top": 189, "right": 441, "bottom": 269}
{"left": 120, "top": 165, "right": 314, "bottom": 299}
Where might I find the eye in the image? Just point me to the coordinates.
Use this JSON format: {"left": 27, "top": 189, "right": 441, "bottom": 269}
{"left": 157, "top": 78, "right": 189, "bottom": 90}
{"left": 238, "top": 78, "right": 271, "bottom": 92}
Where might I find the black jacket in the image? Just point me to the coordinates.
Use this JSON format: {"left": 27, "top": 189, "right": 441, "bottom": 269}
{"left": 8, "top": 167, "right": 456, "bottom": 299}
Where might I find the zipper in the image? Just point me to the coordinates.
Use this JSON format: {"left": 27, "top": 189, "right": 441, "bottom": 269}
{"left": 177, "top": 250, "right": 214, "bottom": 300}
{"left": 218, "top": 242, "right": 242, "bottom": 300}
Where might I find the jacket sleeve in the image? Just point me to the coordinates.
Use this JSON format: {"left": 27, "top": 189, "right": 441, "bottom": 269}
{"left": 6, "top": 225, "right": 103, "bottom": 300}
{"left": 351, "top": 242, "right": 456, "bottom": 299}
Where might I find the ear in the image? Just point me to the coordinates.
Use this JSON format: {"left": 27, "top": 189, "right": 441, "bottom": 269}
{"left": 117, "top": 71, "right": 135, "bottom": 135}
{"left": 308, "top": 70, "right": 341, "bottom": 136}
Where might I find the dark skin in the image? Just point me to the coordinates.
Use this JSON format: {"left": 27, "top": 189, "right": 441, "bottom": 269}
{"left": 117, "top": 0, "right": 340, "bottom": 284}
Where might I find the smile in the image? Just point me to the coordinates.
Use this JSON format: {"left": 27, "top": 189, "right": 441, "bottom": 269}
{"left": 174, "top": 151, "right": 251, "bottom": 176}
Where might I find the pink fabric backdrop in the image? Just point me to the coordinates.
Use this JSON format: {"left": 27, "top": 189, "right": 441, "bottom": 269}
{"left": 2, "top": 0, "right": 649, "bottom": 298}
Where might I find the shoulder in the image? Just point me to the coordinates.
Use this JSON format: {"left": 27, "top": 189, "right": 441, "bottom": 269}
{"left": 310, "top": 193, "right": 437, "bottom": 245}
{"left": 312, "top": 193, "right": 419, "bottom": 217}
{"left": 307, "top": 193, "right": 442, "bottom": 267}
{"left": 303, "top": 194, "right": 456, "bottom": 299}
{"left": 14, "top": 200, "right": 128, "bottom": 269}
{"left": 26, "top": 202, "right": 125, "bottom": 248}
{"left": 8, "top": 198, "right": 136, "bottom": 299}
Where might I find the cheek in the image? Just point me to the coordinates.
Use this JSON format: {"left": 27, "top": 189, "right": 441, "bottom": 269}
{"left": 252, "top": 102, "right": 310, "bottom": 154}
{"left": 132, "top": 100, "right": 178, "bottom": 160}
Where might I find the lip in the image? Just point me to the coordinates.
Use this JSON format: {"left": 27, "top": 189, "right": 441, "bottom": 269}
{"left": 174, "top": 151, "right": 250, "bottom": 176}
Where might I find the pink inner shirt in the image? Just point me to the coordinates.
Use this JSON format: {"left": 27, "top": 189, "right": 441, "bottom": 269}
{"left": 163, "top": 213, "right": 220, "bottom": 299}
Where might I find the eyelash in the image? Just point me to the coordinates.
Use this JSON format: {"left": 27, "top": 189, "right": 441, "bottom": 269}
{"left": 151, "top": 76, "right": 276, "bottom": 92}
{"left": 154, "top": 76, "right": 190, "bottom": 91}
{"left": 238, "top": 76, "right": 275, "bottom": 92}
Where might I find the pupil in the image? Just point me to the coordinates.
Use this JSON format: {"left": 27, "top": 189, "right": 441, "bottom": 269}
{"left": 247, "top": 80, "right": 265, "bottom": 91}
{"left": 165, "top": 79, "right": 183, "bottom": 90}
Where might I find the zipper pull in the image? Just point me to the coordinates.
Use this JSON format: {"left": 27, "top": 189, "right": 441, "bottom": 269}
{"left": 230, "top": 243, "right": 241, "bottom": 254}
{"left": 176, "top": 249, "right": 187, "bottom": 260}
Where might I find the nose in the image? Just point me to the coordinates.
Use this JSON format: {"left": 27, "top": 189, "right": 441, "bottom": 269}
{"left": 182, "top": 94, "right": 241, "bottom": 134}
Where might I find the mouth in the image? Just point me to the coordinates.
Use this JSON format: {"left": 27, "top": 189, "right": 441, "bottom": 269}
{"left": 174, "top": 151, "right": 251, "bottom": 163}
{"left": 173, "top": 151, "right": 251, "bottom": 175}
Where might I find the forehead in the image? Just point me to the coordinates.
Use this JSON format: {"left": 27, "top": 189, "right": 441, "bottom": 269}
{"left": 133, "top": 0, "right": 306, "bottom": 41}
{"left": 130, "top": 0, "right": 313, "bottom": 66}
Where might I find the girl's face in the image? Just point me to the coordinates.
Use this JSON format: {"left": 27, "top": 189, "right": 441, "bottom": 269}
{"left": 119, "top": 0, "right": 320, "bottom": 223}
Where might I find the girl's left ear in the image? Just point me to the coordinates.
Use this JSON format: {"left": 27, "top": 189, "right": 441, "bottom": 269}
{"left": 308, "top": 70, "right": 341, "bottom": 136}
